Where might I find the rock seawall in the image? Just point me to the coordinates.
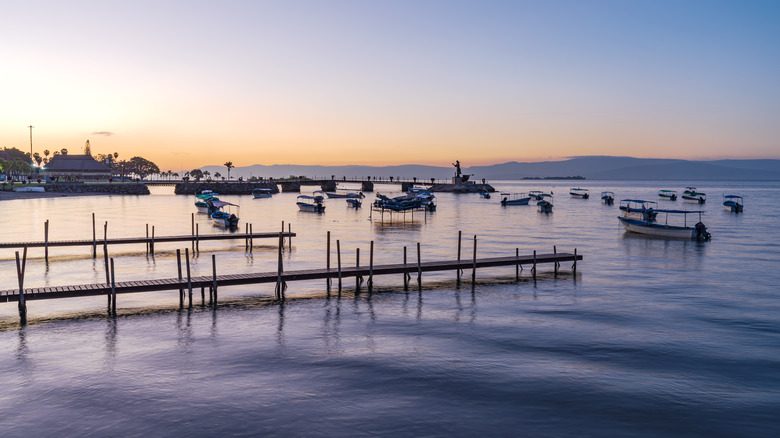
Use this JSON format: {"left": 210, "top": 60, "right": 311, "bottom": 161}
{"left": 45, "top": 183, "right": 151, "bottom": 195}
{"left": 174, "top": 182, "right": 280, "bottom": 195}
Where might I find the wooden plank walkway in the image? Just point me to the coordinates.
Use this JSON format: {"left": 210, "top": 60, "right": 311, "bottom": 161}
{"left": 1, "top": 252, "right": 581, "bottom": 302}
{"left": 0, "top": 232, "right": 296, "bottom": 249}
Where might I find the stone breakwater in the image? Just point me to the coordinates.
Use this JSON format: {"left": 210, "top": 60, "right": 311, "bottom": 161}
{"left": 45, "top": 183, "right": 151, "bottom": 195}
{"left": 174, "top": 182, "right": 280, "bottom": 195}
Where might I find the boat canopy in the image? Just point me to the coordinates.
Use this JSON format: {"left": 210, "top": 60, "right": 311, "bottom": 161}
{"left": 298, "top": 195, "right": 323, "bottom": 200}
{"left": 652, "top": 209, "right": 704, "bottom": 214}
{"left": 210, "top": 200, "right": 237, "bottom": 208}
{"left": 724, "top": 195, "right": 743, "bottom": 199}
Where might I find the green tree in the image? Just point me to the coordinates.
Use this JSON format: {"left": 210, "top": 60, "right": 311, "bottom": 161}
{"left": 214, "top": 172, "right": 221, "bottom": 180}
{"left": 2, "top": 147, "right": 32, "bottom": 164}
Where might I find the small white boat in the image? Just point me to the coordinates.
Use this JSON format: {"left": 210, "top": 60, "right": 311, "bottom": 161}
{"left": 500, "top": 193, "right": 531, "bottom": 206}
{"left": 618, "top": 199, "right": 659, "bottom": 221}
{"left": 723, "top": 195, "right": 744, "bottom": 213}
{"left": 682, "top": 187, "right": 706, "bottom": 204}
{"left": 570, "top": 188, "right": 589, "bottom": 199}
{"left": 658, "top": 190, "right": 678, "bottom": 201}
{"left": 252, "top": 188, "right": 273, "bottom": 199}
{"left": 346, "top": 198, "right": 362, "bottom": 208}
{"left": 325, "top": 189, "right": 364, "bottom": 199}
{"left": 210, "top": 201, "right": 240, "bottom": 228}
{"left": 618, "top": 209, "right": 711, "bottom": 241}
{"left": 297, "top": 194, "right": 325, "bottom": 212}
{"left": 195, "top": 190, "right": 220, "bottom": 214}
{"left": 529, "top": 190, "right": 552, "bottom": 201}
{"left": 601, "top": 191, "right": 615, "bottom": 205}
{"left": 537, "top": 198, "right": 553, "bottom": 213}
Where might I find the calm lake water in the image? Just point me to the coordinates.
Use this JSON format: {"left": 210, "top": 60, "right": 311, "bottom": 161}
{"left": 1, "top": 180, "right": 779, "bottom": 437}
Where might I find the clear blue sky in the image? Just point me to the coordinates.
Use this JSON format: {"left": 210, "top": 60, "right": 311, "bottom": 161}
{"left": 2, "top": 0, "right": 778, "bottom": 170}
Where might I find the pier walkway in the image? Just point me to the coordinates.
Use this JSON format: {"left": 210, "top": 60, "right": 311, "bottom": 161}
{"left": 1, "top": 252, "right": 581, "bottom": 303}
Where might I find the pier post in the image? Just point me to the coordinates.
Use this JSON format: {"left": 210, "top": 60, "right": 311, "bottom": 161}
{"left": 573, "top": 248, "right": 577, "bottom": 273}
{"left": 554, "top": 246, "right": 558, "bottom": 275}
{"left": 356, "top": 248, "right": 361, "bottom": 289}
{"left": 337, "top": 239, "right": 342, "bottom": 292}
{"left": 275, "top": 232, "right": 285, "bottom": 299}
{"left": 457, "top": 230, "right": 462, "bottom": 276}
{"left": 533, "top": 250, "right": 537, "bottom": 280}
{"left": 245, "top": 224, "right": 249, "bottom": 250}
{"left": 196, "top": 224, "right": 199, "bottom": 253}
{"left": 151, "top": 226, "right": 155, "bottom": 255}
{"left": 92, "top": 213, "right": 97, "bottom": 258}
{"left": 15, "top": 248, "right": 27, "bottom": 325}
{"left": 472, "top": 235, "right": 477, "bottom": 283}
{"left": 191, "top": 213, "right": 195, "bottom": 251}
{"left": 368, "top": 240, "right": 374, "bottom": 291}
{"left": 146, "top": 224, "right": 149, "bottom": 254}
{"left": 326, "top": 231, "right": 331, "bottom": 289}
{"left": 516, "top": 248, "right": 519, "bottom": 280}
{"left": 403, "top": 246, "right": 409, "bottom": 289}
{"left": 250, "top": 223, "right": 254, "bottom": 253}
{"left": 281, "top": 221, "right": 285, "bottom": 250}
{"left": 110, "top": 258, "right": 117, "bottom": 315}
{"left": 185, "top": 248, "right": 193, "bottom": 308}
{"left": 44, "top": 220, "right": 49, "bottom": 263}
{"left": 177, "top": 249, "right": 184, "bottom": 307}
{"left": 288, "top": 223, "right": 292, "bottom": 247}
{"left": 103, "top": 233, "right": 110, "bottom": 311}
{"left": 417, "top": 242, "right": 422, "bottom": 286}
{"left": 212, "top": 254, "right": 218, "bottom": 305}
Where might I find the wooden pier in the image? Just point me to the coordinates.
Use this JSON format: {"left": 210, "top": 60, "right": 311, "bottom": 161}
{"left": 2, "top": 232, "right": 582, "bottom": 325}
{"left": 0, "top": 232, "right": 296, "bottom": 250}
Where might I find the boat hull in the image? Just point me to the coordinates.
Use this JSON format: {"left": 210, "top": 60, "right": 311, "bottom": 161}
{"left": 682, "top": 196, "right": 706, "bottom": 204}
{"left": 501, "top": 197, "right": 530, "bottom": 206}
{"left": 253, "top": 193, "right": 271, "bottom": 199}
{"left": 618, "top": 217, "right": 696, "bottom": 239}
{"left": 723, "top": 202, "right": 743, "bottom": 213}
{"left": 297, "top": 202, "right": 325, "bottom": 212}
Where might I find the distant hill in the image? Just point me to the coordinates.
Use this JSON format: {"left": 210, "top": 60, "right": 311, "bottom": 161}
{"left": 199, "top": 156, "right": 780, "bottom": 181}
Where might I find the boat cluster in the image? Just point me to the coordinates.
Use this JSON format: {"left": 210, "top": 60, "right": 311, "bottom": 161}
{"left": 194, "top": 190, "right": 240, "bottom": 228}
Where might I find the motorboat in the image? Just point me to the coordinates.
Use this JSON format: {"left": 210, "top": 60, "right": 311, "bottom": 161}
{"left": 570, "top": 188, "right": 589, "bottom": 199}
{"left": 297, "top": 194, "right": 326, "bottom": 212}
{"left": 210, "top": 201, "right": 239, "bottom": 228}
{"left": 528, "top": 190, "right": 551, "bottom": 201}
{"left": 252, "top": 188, "right": 273, "bottom": 199}
{"left": 346, "top": 198, "right": 362, "bottom": 208}
{"left": 195, "top": 190, "right": 220, "bottom": 214}
{"left": 618, "top": 199, "right": 659, "bottom": 221}
{"left": 601, "top": 191, "right": 615, "bottom": 205}
{"left": 537, "top": 197, "right": 553, "bottom": 213}
{"left": 373, "top": 192, "right": 431, "bottom": 212}
{"left": 658, "top": 190, "right": 678, "bottom": 201}
{"left": 500, "top": 193, "right": 531, "bottom": 206}
{"left": 325, "top": 189, "right": 364, "bottom": 199}
{"left": 479, "top": 191, "right": 491, "bottom": 199}
{"left": 682, "top": 187, "right": 706, "bottom": 204}
{"left": 723, "top": 195, "right": 744, "bottom": 213}
{"left": 618, "top": 208, "right": 711, "bottom": 241}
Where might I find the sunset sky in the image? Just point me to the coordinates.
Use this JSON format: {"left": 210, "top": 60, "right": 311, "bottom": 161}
{"left": 2, "top": 0, "right": 779, "bottom": 172}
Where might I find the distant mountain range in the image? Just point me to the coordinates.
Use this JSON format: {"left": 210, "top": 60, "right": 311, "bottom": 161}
{"left": 201, "top": 156, "right": 780, "bottom": 181}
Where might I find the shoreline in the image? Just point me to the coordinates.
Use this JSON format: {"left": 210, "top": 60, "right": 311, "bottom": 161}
{"left": 0, "top": 190, "right": 114, "bottom": 200}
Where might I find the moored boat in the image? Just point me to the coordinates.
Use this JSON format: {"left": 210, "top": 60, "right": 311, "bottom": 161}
{"left": 297, "top": 194, "right": 326, "bottom": 212}
{"left": 537, "top": 197, "right": 553, "bottom": 213}
{"left": 529, "top": 190, "right": 552, "bottom": 201}
{"left": 325, "top": 189, "right": 364, "bottom": 199}
{"left": 682, "top": 187, "right": 706, "bottom": 204}
{"left": 479, "top": 191, "right": 491, "bottom": 199}
{"left": 570, "top": 188, "right": 589, "bottom": 199}
{"left": 658, "top": 190, "right": 678, "bottom": 201}
{"left": 252, "top": 188, "right": 273, "bottom": 199}
{"left": 601, "top": 191, "right": 615, "bottom": 205}
{"left": 618, "top": 199, "right": 659, "bottom": 221}
{"left": 210, "top": 201, "right": 239, "bottom": 228}
{"left": 618, "top": 208, "right": 711, "bottom": 241}
{"left": 723, "top": 195, "right": 744, "bottom": 213}
{"left": 195, "top": 190, "right": 220, "bottom": 214}
{"left": 500, "top": 193, "right": 531, "bottom": 206}
{"left": 346, "top": 198, "right": 362, "bottom": 208}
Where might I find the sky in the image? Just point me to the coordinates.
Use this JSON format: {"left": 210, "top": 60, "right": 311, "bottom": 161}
{"left": 2, "top": 0, "right": 779, "bottom": 172}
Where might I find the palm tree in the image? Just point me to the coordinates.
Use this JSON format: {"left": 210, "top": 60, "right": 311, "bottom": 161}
{"left": 214, "top": 172, "right": 222, "bottom": 180}
{"left": 224, "top": 161, "right": 234, "bottom": 180}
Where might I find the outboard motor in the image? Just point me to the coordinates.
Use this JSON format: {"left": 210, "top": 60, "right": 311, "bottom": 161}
{"left": 501, "top": 197, "right": 508, "bottom": 205}
{"left": 694, "top": 222, "right": 711, "bottom": 241}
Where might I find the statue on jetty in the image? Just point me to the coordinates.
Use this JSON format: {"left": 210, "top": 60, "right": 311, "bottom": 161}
{"left": 452, "top": 160, "right": 462, "bottom": 178}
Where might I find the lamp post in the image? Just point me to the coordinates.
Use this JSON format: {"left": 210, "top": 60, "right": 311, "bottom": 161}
{"left": 28, "top": 125, "right": 34, "bottom": 167}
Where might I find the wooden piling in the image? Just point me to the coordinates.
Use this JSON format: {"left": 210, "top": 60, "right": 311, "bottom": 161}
{"left": 288, "top": 223, "right": 292, "bottom": 246}
{"left": 110, "top": 258, "right": 117, "bottom": 315}
{"left": 103, "top": 233, "right": 110, "bottom": 311}
{"left": 177, "top": 249, "right": 184, "bottom": 306}
{"left": 281, "top": 221, "right": 285, "bottom": 250}
{"left": 573, "top": 248, "right": 578, "bottom": 273}
{"left": 403, "top": 246, "right": 409, "bottom": 288}
{"left": 368, "top": 240, "right": 374, "bottom": 290}
{"left": 195, "top": 223, "right": 199, "bottom": 253}
{"left": 457, "top": 230, "right": 462, "bottom": 276}
{"left": 533, "top": 250, "right": 537, "bottom": 280}
{"left": 191, "top": 213, "right": 195, "bottom": 251}
{"left": 554, "top": 245, "right": 558, "bottom": 275}
{"left": 44, "top": 220, "right": 49, "bottom": 262}
{"left": 146, "top": 224, "right": 149, "bottom": 254}
{"left": 472, "top": 235, "right": 477, "bottom": 282}
{"left": 92, "top": 213, "right": 97, "bottom": 258}
{"left": 356, "top": 248, "right": 361, "bottom": 289}
{"left": 326, "top": 231, "right": 331, "bottom": 289}
{"left": 151, "top": 225, "right": 155, "bottom": 255}
{"left": 15, "top": 248, "right": 27, "bottom": 325}
{"left": 337, "top": 239, "right": 342, "bottom": 292}
{"left": 417, "top": 242, "right": 422, "bottom": 286}
{"left": 516, "top": 248, "right": 519, "bottom": 280}
{"left": 275, "top": 232, "right": 285, "bottom": 299}
{"left": 245, "top": 224, "right": 249, "bottom": 250}
{"left": 185, "top": 248, "right": 193, "bottom": 308}
{"left": 250, "top": 223, "right": 253, "bottom": 252}
{"left": 212, "top": 254, "right": 218, "bottom": 304}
